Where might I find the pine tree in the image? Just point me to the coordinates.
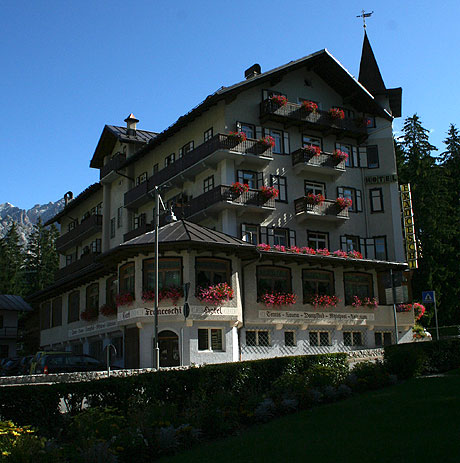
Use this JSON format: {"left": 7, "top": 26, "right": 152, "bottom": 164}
{"left": 0, "top": 222, "right": 25, "bottom": 295}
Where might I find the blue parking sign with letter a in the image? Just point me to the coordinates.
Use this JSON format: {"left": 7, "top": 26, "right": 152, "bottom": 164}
{"left": 422, "top": 291, "right": 435, "bottom": 304}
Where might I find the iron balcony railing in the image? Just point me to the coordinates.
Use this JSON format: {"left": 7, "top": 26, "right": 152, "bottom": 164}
{"left": 55, "top": 215, "right": 103, "bottom": 253}
{"left": 291, "top": 149, "right": 346, "bottom": 171}
{"left": 174, "top": 185, "right": 276, "bottom": 219}
{"left": 55, "top": 251, "right": 100, "bottom": 281}
{"left": 260, "top": 99, "right": 368, "bottom": 139}
{"left": 124, "top": 134, "right": 274, "bottom": 208}
{"left": 100, "top": 152, "right": 127, "bottom": 179}
{"left": 294, "top": 197, "right": 349, "bottom": 219}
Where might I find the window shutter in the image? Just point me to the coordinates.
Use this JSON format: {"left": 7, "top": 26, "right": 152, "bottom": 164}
{"left": 340, "top": 236, "right": 347, "bottom": 251}
{"left": 367, "top": 145, "right": 379, "bottom": 168}
{"left": 337, "top": 186, "right": 344, "bottom": 197}
{"left": 267, "top": 227, "right": 275, "bottom": 246}
{"left": 352, "top": 146, "right": 359, "bottom": 167}
{"left": 178, "top": 147, "right": 183, "bottom": 158}
{"left": 366, "top": 238, "right": 375, "bottom": 260}
{"left": 260, "top": 226, "right": 268, "bottom": 244}
{"left": 289, "top": 230, "right": 296, "bottom": 247}
{"left": 257, "top": 172, "right": 264, "bottom": 188}
{"left": 359, "top": 238, "right": 366, "bottom": 253}
{"left": 359, "top": 147, "right": 368, "bottom": 167}
{"left": 283, "top": 131, "right": 290, "bottom": 154}
{"left": 356, "top": 190, "right": 363, "bottom": 211}
{"left": 236, "top": 121, "right": 242, "bottom": 132}
{"left": 263, "top": 90, "right": 269, "bottom": 100}
{"left": 256, "top": 126, "right": 263, "bottom": 139}
{"left": 237, "top": 170, "right": 244, "bottom": 183}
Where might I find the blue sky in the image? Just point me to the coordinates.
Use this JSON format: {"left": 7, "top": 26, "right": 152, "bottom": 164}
{"left": 1, "top": 0, "right": 458, "bottom": 210}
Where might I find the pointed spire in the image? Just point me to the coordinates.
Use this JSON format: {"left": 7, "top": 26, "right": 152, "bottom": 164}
{"left": 358, "top": 31, "right": 386, "bottom": 95}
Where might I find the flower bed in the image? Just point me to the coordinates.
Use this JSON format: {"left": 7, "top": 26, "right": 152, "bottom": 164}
{"left": 228, "top": 131, "right": 247, "bottom": 143}
{"left": 306, "top": 193, "right": 325, "bottom": 206}
{"left": 259, "top": 186, "right": 279, "bottom": 200}
{"left": 142, "top": 286, "right": 184, "bottom": 305}
{"left": 270, "top": 95, "right": 288, "bottom": 106}
{"left": 99, "top": 304, "right": 117, "bottom": 317}
{"left": 80, "top": 307, "right": 99, "bottom": 321}
{"left": 258, "top": 136, "right": 276, "bottom": 148}
{"left": 301, "top": 145, "right": 321, "bottom": 156}
{"left": 328, "top": 107, "right": 345, "bottom": 120}
{"left": 332, "top": 149, "right": 348, "bottom": 163}
{"left": 308, "top": 294, "right": 340, "bottom": 309}
{"left": 255, "top": 244, "right": 366, "bottom": 261}
{"left": 351, "top": 296, "right": 378, "bottom": 309}
{"left": 230, "top": 182, "right": 249, "bottom": 195}
{"left": 335, "top": 197, "right": 352, "bottom": 210}
{"left": 196, "top": 283, "right": 234, "bottom": 305}
{"left": 116, "top": 293, "right": 134, "bottom": 307}
{"left": 261, "top": 291, "right": 297, "bottom": 307}
{"left": 301, "top": 100, "right": 318, "bottom": 112}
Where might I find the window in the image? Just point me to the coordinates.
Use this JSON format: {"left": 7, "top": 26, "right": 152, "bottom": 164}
{"left": 257, "top": 266, "right": 291, "bottom": 297}
{"left": 40, "top": 302, "right": 51, "bottom": 330}
{"left": 153, "top": 163, "right": 159, "bottom": 174}
{"left": 203, "top": 175, "right": 214, "bottom": 193}
{"left": 302, "top": 270, "right": 334, "bottom": 302}
{"left": 117, "top": 206, "right": 123, "bottom": 228}
{"left": 135, "top": 172, "right": 147, "bottom": 186}
{"left": 374, "top": 237, "right": 387, "bottom": 261}
{"left": 309, "top": 331, "right": 331, "bottom": 346}
{"left": 268, "top": 129, "right": 283, "bottom": 154}
{"left": 263, "top": 89, "right": 285, "bottom": 100}
{"left": 370, "top": 188, "right": 384, "bottom": 212}
{"left": 307, "top": 231, "right": 328, "bottom": 249}
{"left": 66, "top": 254, "right": 75, "bottom": 266}
{"left": 86, "top": 283, "right": 99, "bottom": 311}
{"left": 260, "top": 226, "right": 296, "bottom": 247}
{"left": 51, "top": 297, "right": 62, "bottom": 327}
{"left": 343, "top": 331, "right": 364, "bottom": 346}
{"left": 237, "top": 170, "right": 262, "bottom": 189}
{"left": 341, "top": 235, "right": 361, "bottom": 253}
{"left": 302, "top": 134, "right": 322, "bottom": 150}
{"left": 119, "top": 263, "right": 135, "bottom": 296}
{"left": 334, "top": 106, "right": 354, "bottom": 119}
{"left": 246, "top": 330, "right": 270, "bottom": 347}
{"left": 366, "top": 145, "right": 379, "bottom": 168}
{"left": 336, "top": 143, "right": 357, "bottom": 167}
{"left": 284, "top": 331, "right": 296, "bottom": 347}
{"left": 90, "top": 239, "right": 101, "bottom": 254}
{"left": 343, "top": 273, "right": 373, "bottom": 305}
{"left": 110, "top": 218, "right": 115, "bottom": 238}
{"left": 133, "top": 213, "right": 146, "bottom": 229}
{"left": 179, "top": 141, "right": 194, "bottom": 158}
{"left": 375, "top": 331, "right": 392, "bottom": 347}
{"left": 165, "top": 153, "right": 175, "bottom": 167}
{"left": 143, "top": 257, "right": 182, "bottom": 291}
{"left": 337, "top": 186, "right": 362, "bottom": 212}
{"left": 198, "top": 328, "right": 224, "bottom": 351}
{"left": 204, "top": 127, "right": 213, "bottom": 142}
{"left": 195, "top": 258, "right": 231, "bottom": 287}
{"left": 241, "top": 224, "right": 259, "bottom": 244}
{"left": 304, "top": 181, "right": 325, "bottom": 196}
{"left": 270, "top": 175, "right": 287, "bottom": 201}
{"left": 68, "top": 291, "right": 80, "bottom": 323}
{"left": 68, "top": 219, "right": 78, "bottom": 232}
{"left": 106, "top": 275, "right": 117, "bottom": 308}
{"left": 239, "top": 122, "right": 255, "bottom": 139}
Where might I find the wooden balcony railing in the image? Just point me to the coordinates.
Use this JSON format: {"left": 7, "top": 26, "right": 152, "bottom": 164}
{"left": 124, "top": 134, "right": 274, "bottom": 209}
{"left": 294, "top": 197, "right": 349, "bottom": 220}
{"left": 100, "top": 152, "right": 126, "bottom": 179}
{"left": 260, "top": 99, "right": 368, "bottom": 139}
{"left": 291, "top": 149, "right": 346, "bottom": 171}
{"left": 56, "top": 215, "right": 103, "bottom": 253}
{"left": 55, "top": 252, "right": 100, "bottom": 281}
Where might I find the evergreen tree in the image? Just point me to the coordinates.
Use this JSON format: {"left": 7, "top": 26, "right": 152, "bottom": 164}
{"left": 0, "top": 222, "right": 25, "bottom": 295}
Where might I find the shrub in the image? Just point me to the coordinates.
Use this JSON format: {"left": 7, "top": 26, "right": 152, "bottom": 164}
{"left": 350, "top": 361, "right": 392, "bottom": 391}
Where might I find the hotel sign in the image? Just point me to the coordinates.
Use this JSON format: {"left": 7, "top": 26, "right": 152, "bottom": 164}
{"left": 258, "top": 310, "right": 374, "bottom": 325}
{"left": 365, "top": 174, "right": 398, "bottom": 184}
{"left": 68, "top": 319, "right": 118, "bottom": 338}
{"left": 400, "top": 184, "right": 418, "bottom": 269}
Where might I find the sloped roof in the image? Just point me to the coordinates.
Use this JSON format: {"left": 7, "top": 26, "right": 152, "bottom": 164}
{"left": 0, "top": 295, "right": 33, "bottom": 312}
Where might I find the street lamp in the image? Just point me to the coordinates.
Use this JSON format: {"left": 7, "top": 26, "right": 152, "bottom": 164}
{"left": 153, "top": 186, "right": 177, "bottom": 369}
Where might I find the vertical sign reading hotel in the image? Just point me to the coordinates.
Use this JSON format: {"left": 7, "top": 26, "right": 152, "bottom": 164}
{"left": 400, "top": 184, "right": 418, "bottom": 269}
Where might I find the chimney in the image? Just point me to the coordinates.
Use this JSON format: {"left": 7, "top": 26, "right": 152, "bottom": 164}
{"left": 244, "top": 64, "right": 261, "bottom": 80}
{"left": 64, "top": 191, "right": 73, "bottom": 207}
{"left": 124, "top": 113, "right": 139, "bottom": 136}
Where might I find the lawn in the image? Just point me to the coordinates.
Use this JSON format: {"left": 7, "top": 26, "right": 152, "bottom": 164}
{"left": 158, "top": 374, "right": 460, "bottom": 463}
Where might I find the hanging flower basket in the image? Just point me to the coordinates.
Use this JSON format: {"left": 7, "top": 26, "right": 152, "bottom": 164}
{"left": 80, "top": 307, "right": 99, "bottom": 321}
{"left": 116, "top": 293, "right": 134, "bottom": 307}
{"left": 196, "top": 283, "right": 234, "bottom": 305}
{"left": 351, "top": 296, "right": 378, "bottom": 309}
{"left": 259, "top": 186, "right": 279, "bottom": 200}
{"left": 142, "top": 286, "right": 184, "bottom": 305}
{"left": 99, "top": 304, "right": 117, "bottom": 317}
{"left": 301, "top": 100, "right": 318, "bottom": 113}
{"left": 258, "top": 136, "right": 276, "bottom": 148}
{"left": 308, "top": 294, "right": 340, "bottom": 309}
{"left": 332, "top": 149, "right": 348, "bottom": 163}
{"left": 355, "top": 116, "right": 372, "bottom": 128}
{"left": 305, "top": 193, "right": 325, "bottom": 206}
{"left": 270, "top": 95, "right": 288, "bottom": 106}
{"left": 328, "top": 107, "right": 345, "bottom": 120}
{"left": 301, "top": 145, "right": 321, "bottom": 157}
{"left": 261, "top": 291, "right": 297, "bottom": 307}
{"left": 228, "top": 131, "right": 247, "bottom": 143}
{"left": 230, "top": 182, "right": 249, "bottom": 195}
{"left": 335, "top": 197, "right": 352, "bottom": 210}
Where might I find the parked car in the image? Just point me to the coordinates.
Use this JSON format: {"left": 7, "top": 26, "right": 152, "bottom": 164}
{"left": 18, "top": 355, "right": 34, "bottom": 375}
{"left": 34, "top": 352, "right": 111, "bottom": 374}
{"left": 1, "top": 357, "right": 21, "bottom": 376}
{"left": 30, "top": 351, "right": 67, "bottom": 374}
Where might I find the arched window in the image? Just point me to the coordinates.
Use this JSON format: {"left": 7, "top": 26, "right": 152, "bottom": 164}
{"left": 343, "top": 272, "right": 373, "bottom": 305}
{"left": 257, "top": 266, "right": 291, "bottom": 297}
{"left": 143, "top": 258, "right": 182, "bottom": 291}
{"left": 68, "top": 291, "right": 80, "bottom": 323}
{"left": 302, "top": 269, "right": 334, "bottom": 303}
{"left": 106, "top": 276, "right": 117, "bottom": 308}
{"left": 119, "top": 262, "right": 135, "bottom": 296}
{"left": 86, "top": 283, "right": 99, "bottom": 310}
{"left": 195, "top": 258, "right": 231, "bottom": 288}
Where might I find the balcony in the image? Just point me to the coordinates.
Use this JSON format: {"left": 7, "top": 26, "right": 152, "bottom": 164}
{"left": 100, "top": 152, "right": 126, "bottom": 181}
{"left": 174, "top": 185, "right": 276, "bottom": 220}
{"left": 0, "top": 327, "right": 18, "bottom": 339}
{"left": 123, "top": 134, "right": 274, "bottom": 209}
{"left": 55, "top": 215, "right": 103, "bottom": 253}
{"left": 294, "top": 197, "right": 349, "bottom": 223}
{"left": 291, "top": 149, "right": 345, "bottom": 178}
{"left": 123, "top": 221, "right": 154, "bottom": 242}
{"left": 260, "top": 99, "right": 368, "bottom": 141}
{"left": 55, "top": 252, "right": 100, "bottom": 281}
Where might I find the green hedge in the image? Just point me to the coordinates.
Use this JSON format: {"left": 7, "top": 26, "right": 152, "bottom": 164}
{"left": 384, "top": 338, "right": 460, "bottom": 379}
{"left": 0, "top": 353, "right": 348, "bottom": 433}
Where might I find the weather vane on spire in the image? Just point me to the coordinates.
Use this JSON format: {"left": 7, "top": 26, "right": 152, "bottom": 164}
{"left": 356, "top": 10, "right": 374, "bottom": 29}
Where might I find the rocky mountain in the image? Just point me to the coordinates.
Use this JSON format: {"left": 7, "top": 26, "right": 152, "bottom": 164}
{"left": 0, "top": 200, "right": 64, "bottom": 245}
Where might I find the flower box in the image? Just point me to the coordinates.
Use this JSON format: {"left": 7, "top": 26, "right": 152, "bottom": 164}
{"left": 328, "top": 108, "right": 345, "bottom": 120}
{"left": 332, "top": 250, "right": 348, "bottom": 258}
{"left": 398, "top": 303, "right": 425, "bottom": 320}
{"left": 347, "top": 250, "right": 363, "bottom": 259}
{"left": 332, "top": 149, "right": 348, "bottom": 163}
{"left": 301, "top": 100, "right": 318, "bottom": 113}
{"left": 305, "top": 193, "right": 325, "bottom": 206}
{"left": 261, "top": 291, "right": 297, "bottom": 307}
{"left": 257, "top": 243, "right": 271, "bottom": 251}
{"left": 301, "top": 145, "right": 321, "bottom": 157}
{"left": 230, "top": 182, "right": 249, "bottom": 195}
{"left": 316, "top": 248, "right": 330, "bottom": 256}
{"left": 335, "top": 197, "right": 352, "bottom": 210}
{"left": 80, "top": 307, "right": 99, "bottom": 321}
{"left": 308, "top": 294, "right": 340, "bottom": 309}
{"left": 259, "top": 186, "right": 279, "bottom": 200}
{"left": 351, "top": 296, "right": 378, "bottom": 309}
{"left": 99, "top": 304, "right": 117, "bottom": 317}
{"left": 228, "top": 131, "right": 247, "bottom": 144}
{"left": 270, "top": 95, "right": 288, "bottom": 106}
{"left": 196, "top": 283, "right": 234, "bottom": 305}
{"left": 116, "top": 293, "right": 134, "bottom": 307}
{"left": 258, "top": 136, "right": 276, "bottom": 148}
{"left": 142, "top": 286, "right": 184, "bottom": 305}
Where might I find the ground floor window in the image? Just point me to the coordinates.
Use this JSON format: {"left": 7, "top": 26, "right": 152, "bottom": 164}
{"left": 284, "top": 331, "right": 296, "bottom": 347}
{"left": 198, "top": 328, "right": 224, "bottom": 351}
{"left": 110, "top": 336, "right": 124, "bottom": 360}
{"left": 246, "top": 330, "right": 270, "bottom": 347}
{"left": 343, "top": 272, "right": 373, "bottom": 305}
{"left": 89, "top": 339, "right": 103, "bottom": 362}
{"left": 375, "top": 331, "right": 393, "bottom": 347}
{"left": 302, "top": 269, "right": 334, "bottom": 302}
{"left": 257, "top": 266, "right": 291, "bottom": 298}
{"left": 343, "top": 331, "right": 364, "bottom": 346}
{"left": 309, "top": 331, "right": 331, "bottom": 346}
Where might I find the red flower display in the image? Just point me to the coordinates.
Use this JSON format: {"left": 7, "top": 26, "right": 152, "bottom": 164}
{"left": 348, "top": 250, "right": 363, "bottom": 259}
{"left": 80, "top": 307, "right": 99, "bottom": 321}
{"left": 258, "top": 136, "right": 276, "bottom": 148}
{"left": 261, "top": 292, "right": 297, "bottom": 307}
{"left": 336, "top": 197, "right": 352, "bottom": 209}
{"left": 328, "top": 107, "right": 345, "bottom": 120}
{"left": 196, "top": 283, "right": 234, "bottom": 305}
{"left": 309, "top": 294, "right": 340, "bottom": 309}
{"left": 116, "top": 293, "right": 134, "bottom": 307}
{"left": 257, "top": 243, "right": 271, "bottom": 251}
{"left": 301, "top": 100, "right": 318, "bottom": 112}
{"left": 302, "top": 145, "right": 321, "bottom": 156}
{"left": 270, "top": 95, "right": 288, "bottom": 106}
{"left": 306, "top": 193, "right": 325, "bottom": 206}
{"left": 259, "top": 186, "right": 279, "bottom": 200}
{"left": 99, "top": 304, "right": 117, "bottom": 317}
{"left": 332, "top": 149, "right": 348, "bottom": 163}
{"left": 228, "top": 131, "right": 247, "bottom": 142}
{"left": 316, "top": 248, "right": 330, "bottom": 256}
{"left": 351, "top": 296, "right": 378, "bottom": 309}
{"left": 142, "top": 286, "right": 184, "bottom": 305}
{"left": 332, "top": 250, "right": 348, "bottom": 258}
{"left": 230, "top": 182, "right": 249, "bottom": 195}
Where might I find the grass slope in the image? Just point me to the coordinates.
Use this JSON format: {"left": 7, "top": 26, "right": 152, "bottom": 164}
{"left": 159, "top": 375, "right": 460, "bottom": 463}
